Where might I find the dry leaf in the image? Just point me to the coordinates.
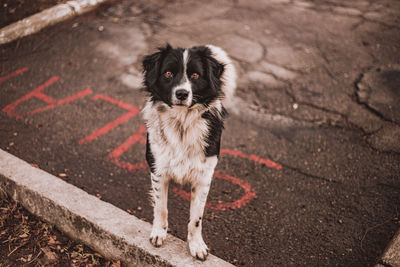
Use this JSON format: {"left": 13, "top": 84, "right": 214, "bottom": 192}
{"left": 48, "top": 236, "right": 60, "bottom": 245}
{"left": 110, "top": 261, "right": 121, "bottom": 267}
{"left": 40, "top": 247, "right": 58, "bottom": 264}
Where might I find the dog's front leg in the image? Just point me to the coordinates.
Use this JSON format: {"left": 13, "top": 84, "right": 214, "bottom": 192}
{"left": 149, "top": 173, "right": 169, "bottom": 247}
{"left": 188, "top": 174, "right": 212, "bottom": 260}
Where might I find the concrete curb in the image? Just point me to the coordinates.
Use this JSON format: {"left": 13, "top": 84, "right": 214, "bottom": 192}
{"left": 0, "top": 149, "right": 233, "bottom": 267}
{"left": 0, "top": 0, "right": 109, "bottom": 45}
{"left": 378, "top": 229, "right": 400, "bottom": 267}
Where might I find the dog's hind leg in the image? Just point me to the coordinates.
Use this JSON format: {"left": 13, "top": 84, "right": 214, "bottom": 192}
{"left": 149, "top": 173, "right": 169, "bottom": 247}
{"left": 187, "top": 173, "right": 213, "bottom": 260}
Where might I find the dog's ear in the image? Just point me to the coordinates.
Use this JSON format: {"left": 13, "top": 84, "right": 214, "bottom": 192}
{"left": 201, "top": 48, "right": 224, "bottom": 94}
{"left": 206, "top": 56, "right": 225, "bottom": 92}
{"left": 142, "top": 44, "right": 172, "bottom": 88}
{"left": 192, "top": 45, "right": 225, "bottom": 98}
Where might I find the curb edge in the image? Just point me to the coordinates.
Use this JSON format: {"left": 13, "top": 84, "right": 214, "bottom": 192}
{"left": 379, "top": 229, "right": 400, "bottom": 267}
{"left": 0, "top": 0, "right": 109, "bottom": 45}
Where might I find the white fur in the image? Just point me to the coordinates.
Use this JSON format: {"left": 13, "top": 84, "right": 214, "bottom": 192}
{"left": 143, "top": 102, "right": 219, "bottom": 184}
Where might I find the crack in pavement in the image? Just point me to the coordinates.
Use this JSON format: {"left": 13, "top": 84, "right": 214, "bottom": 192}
{"left": 228, "top": 97, "right": 312, "bottom": 129}
{"left": 261, "top": 151, "right": 343, "bottom": 184}
{"left": 354, "top": 72, "right": 400, "bottom": 127}
{"left": 284, "top": 85, "right": 349, "bottom": 124}
{"left": 377, "top": 182, "right": 400, "bottom": 191}
{"left": 284, "top": 163, "right": 342, "bottom": 184}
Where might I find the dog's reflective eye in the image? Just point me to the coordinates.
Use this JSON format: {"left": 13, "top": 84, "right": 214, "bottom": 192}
{"left": 164, "top": 71, "right": 173, "bottom": 78}
{"left": 191, "top": 73, "right": 199, "bottom": 80}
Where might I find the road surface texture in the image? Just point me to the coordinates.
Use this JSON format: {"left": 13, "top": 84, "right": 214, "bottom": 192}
{"left": 1, "top": 0, "right": 399, "bottom": 266}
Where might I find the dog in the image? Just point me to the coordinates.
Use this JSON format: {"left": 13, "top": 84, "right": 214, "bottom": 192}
{"left": 141, "top": 44, "right": 236, "bottom": 260}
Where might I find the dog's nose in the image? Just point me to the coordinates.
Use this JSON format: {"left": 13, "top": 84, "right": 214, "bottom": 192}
{"left": 175, "top": 89, "right": 189, "bottom": 101}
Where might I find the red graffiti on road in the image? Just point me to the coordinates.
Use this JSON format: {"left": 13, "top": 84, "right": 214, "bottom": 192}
{"left": 101, "top": 119, "right": 281, "bottom": 211}
{"left": 221, "top": 149, "right": 282, "bottom": 170}
{"left": 107, "top": 124, "right": 148, "bottom": 172}
{"left": 1, "top": 67, "right": 283, "bottom": 211}
{"left": 2, "top": 73, "right": 92, "bottom": 118}
{"left": 0, "top": 67, "right": 29, "bottom": 84}
{"left": 79, "top": 94, "right": 140, "bottom": 144}
{"left": 173, "top": 171, "right": 257, "bottom": 211}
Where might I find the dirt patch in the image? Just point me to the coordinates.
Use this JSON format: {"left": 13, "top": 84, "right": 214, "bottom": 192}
{"left": 0, "top": 190, "right": 119, "bottom": 266}
{"left": 0, "top": 0, "right": 67, "bottom": 28}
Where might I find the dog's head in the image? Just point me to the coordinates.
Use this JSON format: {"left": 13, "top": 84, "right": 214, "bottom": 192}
{"left": 142, "top": 44, "right": 225, "bottom": 107}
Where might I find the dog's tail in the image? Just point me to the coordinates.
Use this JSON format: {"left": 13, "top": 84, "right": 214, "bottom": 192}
{"left": 206, "top": 45, "right": 237, "bottom": 106}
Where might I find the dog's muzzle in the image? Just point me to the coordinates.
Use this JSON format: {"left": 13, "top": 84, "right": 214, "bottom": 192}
{"left": 172, "top": 87, "right": 192, "bottom": 106}
{"left": 175, "top": 89, "right": 189, "bottom": 101}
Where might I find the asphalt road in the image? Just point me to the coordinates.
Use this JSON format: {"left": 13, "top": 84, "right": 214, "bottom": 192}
{"left": 1, "top": 0, "right": 400, "bottom": 266}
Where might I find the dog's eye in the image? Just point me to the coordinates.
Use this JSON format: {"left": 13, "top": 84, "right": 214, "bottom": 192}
{"left": 191, "top": 73, "right": 199, "bottom": 80}
{"left": 164, "top": 71, "right": 173, "bottom": 78}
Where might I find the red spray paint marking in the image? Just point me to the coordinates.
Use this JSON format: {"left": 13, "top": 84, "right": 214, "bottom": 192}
{"left": 102, "top": 123, "right": 281, "bottom": 210}
{"left": 172, "top": 171, "right": 257, "bottom": 211}
{"left": 220, "top": 149, "right": 282, "bottom": 170}
{"left": 26, "top": 89, "right": 93, "bottom": 116}
{"left": 106, "top": 124, "right": 148, "bottom": 172}
{"left": 78, "top": 94, "right": 140, "bottom": 144}
{"left": 2, "top": 76, "right": 59, "bottom": 118}
{"left": 2, "top": 75, "right": 93, "bottom": 118}
{"left": 0, "top": 67, "right": 29, "bottom": 84}
{"left": 104, "top": 123, "right": 259, "bottom": 210}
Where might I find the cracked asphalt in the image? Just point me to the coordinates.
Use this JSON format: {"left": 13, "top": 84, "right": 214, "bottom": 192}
{"left": 1, "top": 0, "right": 399, "bottom": 266}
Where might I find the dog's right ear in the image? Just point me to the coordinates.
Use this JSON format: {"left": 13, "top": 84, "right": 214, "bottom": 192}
{"left": 142, "top": 44, "right": 172, "bottom": 88}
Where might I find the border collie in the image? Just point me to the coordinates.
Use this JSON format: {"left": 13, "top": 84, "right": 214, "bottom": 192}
{"left": 142, "top": 44, "right": 236, "bottom": 260}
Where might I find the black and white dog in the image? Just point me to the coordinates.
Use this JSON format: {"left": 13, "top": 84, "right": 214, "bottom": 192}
{"left": 142, "top": 44, "right": 236, "bottom": 260}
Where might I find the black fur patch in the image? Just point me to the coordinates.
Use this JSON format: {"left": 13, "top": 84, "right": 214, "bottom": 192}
{"left": 145, "top": 133, "right": 156, "bottom": 173}
{"left": 201, "top": 108, "right": 227, "bottom": 157}
{"left": 195, "top": 217, "right": 202, "bottom": 227}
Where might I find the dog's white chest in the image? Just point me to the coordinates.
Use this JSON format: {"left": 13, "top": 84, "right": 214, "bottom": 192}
{"left": 144, "top": 104, "right": 218, "bottom": 184}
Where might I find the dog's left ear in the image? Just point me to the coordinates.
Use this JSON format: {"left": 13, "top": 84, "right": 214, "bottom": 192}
{"left": 142, "top": 51, "right": 161, "bottom": 88}
{"left": 193, "top": 46, "right": 225, "bottom": 93}
{"left": 142, "top": 44, "right": 172, "bottom": 88}
{"left": 206, "top": 54, "right": 225, "bottom": 93}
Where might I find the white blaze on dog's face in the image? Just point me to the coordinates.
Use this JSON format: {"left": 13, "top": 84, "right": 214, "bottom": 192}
{"left": 142, "top": 44, "right": 225, "bottom": 108}
{"left": 170, "top": 49, "right": 192, "bottom": 106}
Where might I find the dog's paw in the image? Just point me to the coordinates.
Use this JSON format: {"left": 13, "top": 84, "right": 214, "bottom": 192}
{"left": 188, "top": 237, "right": 209, "bottom": 261}
{"left": 149, "top": 227, "right": 167, "bottom": 247}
